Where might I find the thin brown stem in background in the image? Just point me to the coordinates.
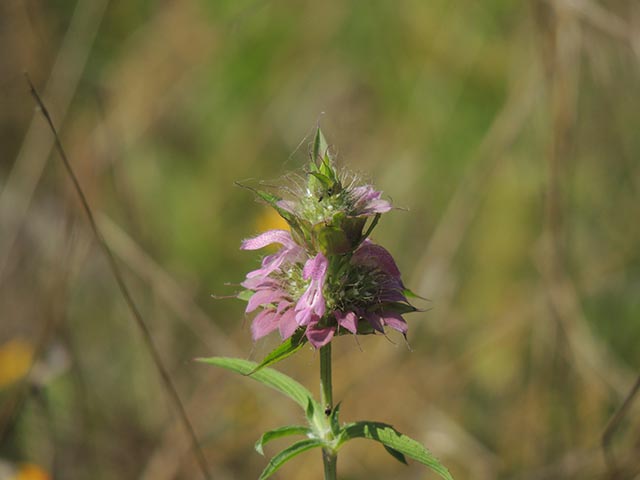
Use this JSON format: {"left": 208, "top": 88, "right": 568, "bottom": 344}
{"left": 25, "top": 73, "right": 211, "bottom": 480}
{"left": 602, "top": 373, "right": 640, "bottom": 471}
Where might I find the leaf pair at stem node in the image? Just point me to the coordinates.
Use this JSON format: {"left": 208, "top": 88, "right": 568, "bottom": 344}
{"left": 197, "top": 357, "right": 453, "bottom": 480}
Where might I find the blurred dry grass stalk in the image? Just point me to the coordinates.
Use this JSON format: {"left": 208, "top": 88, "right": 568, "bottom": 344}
{"left": 1, "top": 0, "right": 639, "bottom": 479}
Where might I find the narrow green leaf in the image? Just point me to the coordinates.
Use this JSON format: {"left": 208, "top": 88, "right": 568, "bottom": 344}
{"left": 247, "top": 330, "right": 307, "bottom": 374}
{"left": 196, "top": 357, "right": 317, "bottom": 411}
{"left": 255, "top": 425, "right": 311, "bottom": 455}
{"left": 329, "top": 402, "right": 342, "bottom": 434}
{"left": 258, "top": 439, "right": 323, "bottom": 480}
{"left": 383, "top": 445, "right": 408, "bottom": 465}
{"left": 340, "top": 421, "right": 453, "bottom": 480}
{"left": 305, "top": 397, "right": 316, "bottom": 423}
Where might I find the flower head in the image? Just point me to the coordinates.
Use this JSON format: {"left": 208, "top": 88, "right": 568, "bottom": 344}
{"left": 238, "top": 128, "right": 419, "bottom": 348}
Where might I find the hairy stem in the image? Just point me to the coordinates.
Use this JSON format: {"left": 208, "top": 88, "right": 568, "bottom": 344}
{"left": 319, "top": 344, "right": 337, "bottom": 479}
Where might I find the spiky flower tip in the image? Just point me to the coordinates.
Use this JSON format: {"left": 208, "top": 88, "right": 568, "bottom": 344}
{"left": 239, "top": 129, "right": 418, "bottom": 348}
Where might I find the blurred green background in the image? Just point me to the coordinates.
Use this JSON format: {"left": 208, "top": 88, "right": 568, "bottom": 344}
{"left": 1, "top": 0, "right": 639, "bottom": 479}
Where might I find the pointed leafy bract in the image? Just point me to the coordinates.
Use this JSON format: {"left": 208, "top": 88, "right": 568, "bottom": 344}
{"left": 247, "top": 330, "right": 307, "bottom": 374}
{"left": 234, "top": 182, "right": 307, "bottom": 242}
{"left": 358, "top": 213, "right": 381, "bottom": 245}
{"left": 312, "top": 221, "right": 352, "bottom": 255}
{"left": 255, "top": 425, "right": 311, "bottom": 455}
{"left": 309, "top": 128, "right": 337, "bottom": 195}
{"left": 403, "top": 287, "right": 429, "bottom": 301}
{"left": 196, "top": 357, "right": 318, "bottom": 411}
{"left": 308, "top": 171, "right": 334, "bottom": 190}
{"left": 234, "top": 182, "right": 281, "bottom": 209}
{"left": 340, "top": 421, "right": 454, "bottom": 480}
{"left": 377, "top": 302, "right": 419, "bottom": 315}
{"left": 312, "top": 127, "right": 329, "bottom": 164}
{"left": 258, "top": 439, "right": 324, "bottom": 480}
{"left": 249, "top": 188, "right": 296, "bottom": 224}
{"left": 318, "top": 154, "right": 338, "bottom": 187}
{"left": 338, "top": 215, "right": 367, "bottom": 248}
{"left": 237, "top": 289, "right": 254, "bottom": 302}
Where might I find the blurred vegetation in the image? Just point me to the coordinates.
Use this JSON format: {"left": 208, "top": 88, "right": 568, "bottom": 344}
{"left": 1, "top": 0, "right": 640, "bottom": 479}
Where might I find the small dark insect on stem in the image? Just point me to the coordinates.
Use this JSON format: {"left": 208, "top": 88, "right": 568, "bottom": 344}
{"left": 25, "top": 73, "right": 211, "bottom": 480}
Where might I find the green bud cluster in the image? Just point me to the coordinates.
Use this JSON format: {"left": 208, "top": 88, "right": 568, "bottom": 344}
{"left": 244, "top": 129, "right": 384, "bottom": 257}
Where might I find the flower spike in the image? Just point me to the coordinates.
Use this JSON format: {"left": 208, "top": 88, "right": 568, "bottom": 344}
{"left": 204, "top": 128, "right": 453, "bottom": 480}
{"left": 238, "top": 129, "right": 419, "bottom": 349}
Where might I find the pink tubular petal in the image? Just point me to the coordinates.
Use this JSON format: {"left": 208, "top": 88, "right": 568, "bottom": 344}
{"left": 363, "top": 198, "right": 392, "bottom": 214}
{"left": 351, "top": 185, "right": 393, "bottom": 215}
{"left": 246, "top": 289, "right": 283, "bottom": 313}
{"left": 258, "top": 252, "right": 281, "bottom": 269}
{"left": 295, "top": 308, "right": 315, "bottom": 327}
{"left": 306, "top": 325, "right": 335, "bottom": 348}
{"left": 241, "top": 230, "right": 296, "bottom": 251}
{"left": 296, "top": 285, "right": 326, "bottom": 319}
{"left": 380, "top": 311, "right": 408, "bottom": 334}
{"left": 350, "top": 185, "right": 373, "bottom": 200}
{"left": 243, "top": 240, "right": 304, "bottom": 288}
{"left": 276, "top": 300, "right": 293, "bottom": 313}
{"left": 295, "top": 253, "right": 328, "bottom": 324}
{"left": 278, "top": 309, "right": 298, "bottom": 340}
{"left": 302, "top": 252, "right": 329, "bottom": 280}
{"left": 245, "top": 251, "right": 287, "bottom": 281}
{"left": 241, "top": 276, "right": 278, "bottom": 290}
{"left": 334, "top": 311, "right": 358, "bottom": 334}
{"left": 251, "top": 310, "right": 280, "bottom": 340}
{"left": 351, "top": 185, "right": 380, "bottom": 205}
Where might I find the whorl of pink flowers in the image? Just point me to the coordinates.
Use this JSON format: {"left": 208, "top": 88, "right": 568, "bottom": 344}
{"left": 237, "top": 131, "right": 417, "bottom": 348}
{"left": 241, "top": 230, "right": 412, "bottom": 348}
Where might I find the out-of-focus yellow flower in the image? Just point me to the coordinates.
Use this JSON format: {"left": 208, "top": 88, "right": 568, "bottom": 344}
{"left": 255, "top": 207, "right": 289, "bottom": 233}
{"left": 0, "top": 462, "right": 50, "bottom": 480}
{"left": 0, "top": 339, "right": 34, "bottom": 388}
{"left": 16, "top": 464, "right": 50, "bottom": 480}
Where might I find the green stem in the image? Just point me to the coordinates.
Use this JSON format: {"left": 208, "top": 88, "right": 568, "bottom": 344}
{"left": 320, "top": 344, "right": 333, "bottom": 411}
{"left": 322, "top": 450, "right": 338, "bottom": 480}
{"left": 319, "top": 344, "right": 337, "bottom": 480}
